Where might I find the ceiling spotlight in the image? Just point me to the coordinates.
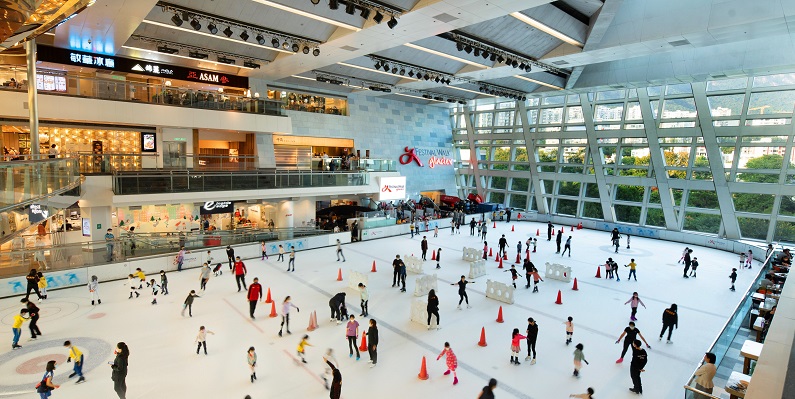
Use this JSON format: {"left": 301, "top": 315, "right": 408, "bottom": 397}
{"left": 525, "top": 64, "right": 532, "bottom": 72}
{"left": 497, "top": 55, "right": 505, "bottom": 63}
{"left": 243, "top": 61, "right": 261, "bottom": 69}
{"left": 272, "top": 38, "right": 280, "bottom": 47}
{"left": 387, "top": 16, "right": 398, "bottom": 29}
{"left": 256, "top": 34, "right": 265, "bottom": 45}
{"left": 292, "top": 43, "right": 300, "bottom": 52}
{"left": 447, "top": 98, "right": 455, "bottom": 103}
{"left": 482, "top": 51, "right": 489, "bottom": 59}
{"left": 434, "top": 96, "right": 442, "bottom": 101}
{"left": 329, "top": 0, "right": 339, "bottom": 10}
{"left": 434, "top": 76, "right": 440, "bottom": 83}
{"left": 458, "top": 100, "right": 466, "bottom": 104}
{"left": 399, "top": 68, "right": 405, "bottom": 75}
{"left": 345, "top": 2, "right": 355, "bottom": 15}
{"left": 464, "top": 45, "right": 472, "bottom": 54}
{"left": 190, "top": 19, "right": 201, "bottom": 31}
{"left": 382, "top": 63, "right": 389, "bottom": 71}
{"left": 391, "top": 67, "right": 398, "bottom": 74}
{"left": 240, "top": 31, "right": 249, "bottom": 41}
{"left": 312, "top": 48, "right": 320, "bottom": 56}
{"left": 283, "top": 42, "right": 290, "bottom": 49}
{"left": 374, "top": 62, "right": 381, "bottom": 69}
{"left": 373, "top": 11, "right": 384, "bottom": 23}
{"left": 360, "top": 7, "right": 371, "bottom": 19}
{"left": 423, "top": 73, "right": 430, "bottom": 80}
{"left": 157, "top": 45, "right": 178, "bottom": 54}
{"left": 473, "top": 48, "right": 480, "bottom": 57}
{"left": 311, "top": 0, "right": 320, "bottom": 4}
{"left": 188, "top": 51, "right": 208, "bottom": 59}
{"left": 207, "top": 22, "right": 218, "bottom": 34}
{"left": 303, "top": 45, "right": 310, "bottom": 54}
{"left": 217, "top": 56, "right": 235, "bottom": 64}
{"left": 490, "top": 54, "right": 496, "bottom": 61}
{"left": 223, "top": 26, "right": 233, "bottom": 37}
{"left": 456, "top": 42, "right": 464, "bottom": 51}
{"left": 512, "top": 60, "right": 519, "bottom": 68}
{"left": 408, "top": 70, "right": 415, "bottom": 77}
{"left": 171, "top": 13, "right": 183, "bottom": 27}
{"left": 422, "top": 94, "right": 430, "bottom": 99}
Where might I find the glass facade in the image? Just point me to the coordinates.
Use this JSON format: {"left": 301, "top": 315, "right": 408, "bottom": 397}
{"left": 452, "top": 73, "right": 795, "bottom": 244}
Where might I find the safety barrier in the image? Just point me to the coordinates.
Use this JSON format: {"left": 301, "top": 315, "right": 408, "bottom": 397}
{"left": 485, "top": 279, "right": 515, "bottom": 304}
{"left": 544, "top": 262, "right": 572, "bottom": 283}
{"left": 469, "top": 260, "right": 487, "bottom": 279}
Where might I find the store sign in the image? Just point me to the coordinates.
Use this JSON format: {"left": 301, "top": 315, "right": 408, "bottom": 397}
{"left": 200, "top": 201, "right": 234, "bottom": 215}
{"left": 37, "top": 46, "right": 249, "bottom": 89}
{"left": 378, "top": 176, "right": 406, "bottom": 201}
{"left": 398, "top": 147, "right": 454, "bottom": 169}
{"left": 28, "top": 204, "right": 49, "bottom": 223}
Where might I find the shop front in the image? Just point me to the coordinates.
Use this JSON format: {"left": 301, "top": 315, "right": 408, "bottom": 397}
{"left": 268, "top": 88, "right": 347, "bottom": 115}
{"left": 272, "top": 134, "right": 355, "bottom": 171}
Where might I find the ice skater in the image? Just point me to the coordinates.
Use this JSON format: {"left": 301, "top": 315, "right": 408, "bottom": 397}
{"left": 510, "top": 328, "right": 527, "bottom": 365}
{"left": 570, "top": 387, "right": 595, "bottom": 399}
{"left": 624, "top": 292, "right": 646, "bottom": 321}
{"left": 127, "top": 274, "right": 140, "bottom": 299}
{"left": 523, "top": 259, "right": 534, "bottom": 288}
{"left": 561, "top": 236, "right": 572, "bottom": 257}
{"left": 481, "top": 222, "right": 488, "bottom": 240}
{"left": 517, "top": 241, "right": 523, "bottom": 258}
{"left": 324, "top": 355, "right": 342, "bottom": 399}
{"left": 427, "top": 289, "right": 440, "bottom": 329}
{"left": 530, "top": 263, "right": 544, "bottom": 293}
{"left": 679, "top": 246, "right": 690, "bottom": 263}
{"left": 626, "top": 259, "right": 638, "bottom": 281}
{"left": 37, "top": 272, "right": 48, "bottom": 300}
{"left": 434, "top": 225, "right": 438, "bottom": 238}
{"left": 604, "top": 259, "right": 614, "bottom": 279}
{"left": 247, "top": 347, "right": 257, "bottom": 383}
{"left": 149, "top": 279, "right": 160, "bottom": 305}
{"left": 11, "top": 309, "right": 29, "bottom": 349}
{"left": 746, "top": 249, "right": 753, "bottom": 269}
{"left": 358, "top": 283, "right": 369, "bottom": 317}
{"left": 483, "top": 241, "right": 488, "bottom": 260}
{"left": 504, "top": 264, "right": 519, "bottom": 288}
{"left": 234, "top": 256, "right": 247, "bottom": 291}
{"left": 612, "top": 260, "right": 620, "bottom": 282}
{"left": 555, "top": 230, "right": 563, "bottom": 254}
{"left": 572, "top": 343, "right": 589, "bottom": 377}
{"left": 436, "top": 248, "right": 442, "bottom": 269}
{"left": 421, "top": 236, "right": 428, "bottom": 261}
{"left": 248, "top": 278, "right": 263, "bottom": 320}
{"left": 611, "top": 228, "right": 621, "bottom": 253}
{"left": 683, "top": 249, "right": 694, "bottom": 277}
{"left": 199, "top": 262, "right": 211, "bottom": 291}
{"left": 452, "top": 275, "right": 473, "bottom": 309}
{"left": 533, "top": 238, "right": 537, "bottom": 253}
{"left": 629, "top": 340, "right": 648, "bottom": 394}
{"left": 194, "top": 326, "right": 214, "bottom": 355}
{"left": 261, "top": 241, "right": 268, "bottom": 261}
{"left": 564, "top": 316, "right": 574, "bottom": 345}
{"left": 329, "top": 292, "right": 346, "bottom": 323}
{"left": 525, "top": 317, "right": 538, "bottom": 364}
{"left": 24, "top": 269, "right": 43, "bottom": 302}
{"left": 134, "top": 268, "right": 147, "bottom": 289}
{"left": 278, "top": 244, "right": 285, "bottom": 262}
{"left": 278, "top": 296, "right": 299, "bottom": 337}
{"left": 436, "top": 342, "right": 459, "bottom": 385}
{"left": 615, "top": 321, "right": 651, "bottom": 363}
{"left": 689, "top": 257, "right": 699, "bottom": 277}
{"left": 729, "top": 268, "right": 738, "bottom": 291}
{"left": 226, "top": 245, "right": 235, "bottom": 270}
{"left": 322, "top": 348, "right": 338, "bottom": 389}
{"left": 181, "top": 290, "right": 200, "bottom": 317}
{"left": 88, "top": 275, "right": 101, "bottom": 305}
{"left": 297, "top": 334, "right": 312, "bottom": 363}
{"left": 367, "top": 319, "right": 378, "bottom": 367}
{"left": 22, "top": 299, "right": 41, "bottom": 340}
{"left": 659, "top": 304, "right": 678, "bottom": 343}
{"left": 345, "top": 315, "right": 360, "bottom": 360}
{"left": 288, "top": 247, "right": 296, "bottom": 272}
{"left": 547, "top": 221, "right": 554, "bottom": 241}
{"left": 335, "top": 239, "right": 346, "bottom": 262}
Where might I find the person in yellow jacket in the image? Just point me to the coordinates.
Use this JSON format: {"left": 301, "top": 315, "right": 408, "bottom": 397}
{"left": 38, "top": 272, "right": 48, "bottom": 300}
{"left": 134, "top": 268, "right": 147, "bottom": 289}
{"left": 297, "top": 335, "right": 312, "bottom": 364}
{"left": 63, "top": 340, "right": 86, "bottom": 383}
{"left": 12, "top": 309, "right": 29, "bottom": 349}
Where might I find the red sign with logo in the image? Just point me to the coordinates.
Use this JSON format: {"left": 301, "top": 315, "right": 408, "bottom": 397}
{"left": 399, "top": 147, "right": 453, "bottom": 168}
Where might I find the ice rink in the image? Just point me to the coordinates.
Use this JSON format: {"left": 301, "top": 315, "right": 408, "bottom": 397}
{"left": 0, "top": 221, "right": 759, "bottom": 399}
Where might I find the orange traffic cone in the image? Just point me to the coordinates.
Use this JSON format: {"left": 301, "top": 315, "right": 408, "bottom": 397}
{"left": 418, "top": 356, "right": 430, "bottom": 380}
{"left": 337, "top": 268, "right": 343, "bottom": 281}
{"left": 493, "top": 221, "right": 496, "bottom": 228}
{"left": 498, "top": 257, "right": 504, "bottom": 269}
{"left": 503, "top": 253, "right": 508, "bottom": 260}
{"left": 525, "top": 250, "right": 530, "bottom": 261}
{"left": 371, "top": 261, "right": 377, "bottom": 272}
{"left": 269, "top": 301, "right": 278, "bottom": 317}
{"left": 511, "top": 225, "right": 515, "bottom": 232}
{"left": 359, "top": 331, "right": 368, "bottom": 352}
{"left": 578, "top": 222, "right": 583, "bottom": 229}
{"left": 536, "top": 229, "right": 540, "bottom": 236}
{"left": 488, "top": 248, "right": 493, "bottom": 257}
{"left": 477, "top": 327, "right": 488, "bottom": 347}
{"left": 595, "top": 266, "right": 601, "bottom": 278}
{"left": 431, "top": 250, "right": 436, "bottom": 261}
{"left": 572, "top": 278, "right": 579, "bottom": 291}
{"left": 555, "top": 290, "right": 563, "bottom": 305}
{"left": 571, "top": 225, "right": 574, "bottom": 231}
{"left": 517, "top": 213, "right": 522, "bottom": 219}
{"left": 265, "top": 288, "right": 273, "bottom": 303}
{"left": 515, "top": 253, "right": 521, "bottom": 264}
{"left": 307, "top": 311, "right": 317, "bottom": 331}
{"left": 496, "top": 306, "right": 504, "bottom": 323}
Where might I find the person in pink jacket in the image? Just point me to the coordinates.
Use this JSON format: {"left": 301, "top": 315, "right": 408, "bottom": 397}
{"left": 510, "top": 328, "right": 527, "bottom": 365}
{"left": 436, "top": 342, "right": 458, "bottom": 385}
{"left": 624, "top": 292, "right": 646, "bottom": 321}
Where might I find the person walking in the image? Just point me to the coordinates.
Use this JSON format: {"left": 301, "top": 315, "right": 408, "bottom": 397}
{"left": 278, "top": 296, "right": 299, "bottom": 336}
{"left": 470, "top": 218, "right": 477, "bottom": 236}
{"left": 110, "top": 342, "right": 129, "bottom": 399}
{"left": 510, "top": 328, "right": 527, "bottom": 365}
{"left": 729, "top": 268, "right": 738, "bottom": 291}
{"left": 629, "top": 340, "right": 648, "bottom": 394}
{"left": 25, "top": 269, "right": 43, "bottom": 302}
{"left": 555, "top": 230, "right": 563, "bottom": 254}
{"left": 659, "top": 304, "right": 678, "bottom": 344}
{"left": 88, "top": 275, "right": 101, "bottom": 305}
{"left": 392, "top": 255, "right": 404, "bottom": 287}
{"left": 324, "top": 356, "right": 342, "bottom": 399}
{"left": 426, "top": 289, "right": 440, "bottom": 329}
{"left": 226, "top": 246, "right": 235, "bottom": 270}
{"left": 199, "top": 263, "right": 211, "bottom": 291}
{"left": 194, "top": 326, "right": 214, "bottom": 355}
{"left": 624, "top": 292, "right": 647, "bottom": 321}
{"left": 336, "top": 239, "right": 346, "bottom": 262}
{"left": 367, "top": 319, "right": 378, "bottom": 367}
{"left": 561, "top": 236, "right": 572, "bottom": 257}
{"left": 626, "top": 259, "right": 638, "bottom": 281}
{"left": 421, "top": 236, "right": 428, "bottom": 261}
{"left": 683, "top": 249, "right": 693, "bottom": 278}
{"left": 452, "top": 275, "right": 473, "bottom": 309}
{"left": 525, "top": 318, "right": 538, "bottom": 364}
{"left": 25, "top": 299, "right": 42, "bottom": 340}
{"left": 181, "top": 290, "right": 200, "bottom": 317}
{"left": 11, "top": 308, "right": 29, "bottom": 349}
{"left": 693, "top": 352, "right": 717, "bottom": 399}
{"left": 234, "top": 256, "right": 247, "bottom": 292}
{"left": 498, "top": 235, "right": 508, "bottom": 257}
{"left": 572, "top": 343, "right": 589, "bottom": 377}
{"left": 547, "top": 221, "right": 554, "bottom": 241}
{"left": 247, "top": 278, "right": 263, "bottom": 320}
{"left": 36, "top": 360, "right": 60, "bottom": 398}
{"left": 63, "top": 341, "right": 86, "bottom": 384}
{"left": 357, "top": 283, "right": 369, "bottom": 317}
{"left": 345, "top": 315, "right": 360, "bottom": 360}
{"left": 436, "top": 342, "right": 459, "bottom": 384}
{"left": 615, "top": 321, "right": 651, "bottom": 363}
{"left": 479, "top": 378, "right": 498, "bottom": 399}
{"left": 247, "top": 347, "right": 257, "bottom": 383}
{"left": 287, "top": 247, "right": 296, "bottom": 272}
{"left": 329, "top": 292, "right": 346, "bottom": 323}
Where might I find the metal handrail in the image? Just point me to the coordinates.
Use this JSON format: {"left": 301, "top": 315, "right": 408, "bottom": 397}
{"left": 682, "top": 386, "right": 720, "bottom": 399}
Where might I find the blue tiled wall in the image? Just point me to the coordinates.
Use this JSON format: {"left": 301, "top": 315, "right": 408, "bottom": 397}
{"left": 286, "top": 94, "right": 456, "bottom": 197}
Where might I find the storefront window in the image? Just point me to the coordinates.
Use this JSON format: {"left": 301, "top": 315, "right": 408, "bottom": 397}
{"left": 268, "top": 89, "right": 348, "bottom": 116}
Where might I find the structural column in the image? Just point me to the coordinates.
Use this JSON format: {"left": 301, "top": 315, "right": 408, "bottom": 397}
{"left": 579, "top": 93, "right": 615, "bottom": 222}
{"left": 26, "top": 39, "right": 39, "bottom": 155}
{"left": 516, "top": 102, "right": 548, "bottom": 214}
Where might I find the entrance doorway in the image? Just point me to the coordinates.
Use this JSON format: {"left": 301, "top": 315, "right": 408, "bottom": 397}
{"left": 163, "top": 141, "right": 186, "bottom": 168}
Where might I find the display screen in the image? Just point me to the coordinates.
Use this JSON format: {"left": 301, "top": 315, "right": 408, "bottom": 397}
{"left": 141, "top": 133, "right": 156, "bottom": 152}
{"left": 82, "top": 218, "right": 91, "bottom": 237}
{"left": 36, "top": 75, "right": 67, "bottom": 92}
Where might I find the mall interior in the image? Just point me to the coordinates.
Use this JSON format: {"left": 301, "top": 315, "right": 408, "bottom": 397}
{"left": 0, "top": 1, "right": 794, "bottom": 398}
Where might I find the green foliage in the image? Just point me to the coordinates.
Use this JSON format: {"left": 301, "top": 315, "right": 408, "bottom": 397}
{"left": 615, "top": 205, "right": 641, "bottom": 223}
{"left": 582, "top": 202, "right": 603, "bottom": 219}
{"left": 687, "top": 190, "right": 719, "bottom": 209}
{"left": 489, "top": 192, "right": 505, "bottom": 204}
{"left": 558, "top": 181, "right": 581, "bottom": 196}
{"left": 645, "top": 208, "right": 665, "bottom": 227}
{"left": 738, "top": 217, "right": 769, "bottom": 240}
{"left": 737, "top": 154, "right": 783, "bottom": 183}
{"left": 615, "top": 185, "right": 644, "bottom": 202}
{"left": 510, "top": 194, "right": 527, "bottom": 209}
{"left": 491, "top": 176, "right": 507, "bottom": 190}
{"left": 511, "top": 178, "right": 529, "bottom": 192}
{"left": 683, "top": 212, "right": 721, "bottom": 234}
{"left": 556, "top": 199, "right": 578, "bottom": 216}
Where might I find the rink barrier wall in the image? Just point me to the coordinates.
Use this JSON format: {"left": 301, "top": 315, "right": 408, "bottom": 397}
{"left": 468, "top": 260, "right": 487, "bottom": 279}
{"left": 544, "top": 262, "right": 572, "bottom": 283}
{"left": 360, "top": 218, "right": 451, "bottom": 241}
{"left": 347, "top": 271, "right": 368, "bottom": 291}
{"left": 404, "top": 255, "right": 423, "bottom": 274}
{"left": 462, "top": 246, "right": 480, "bottom": 262}
{"left": 0, "top": 232, "right": 351, "bottom": 298}
{"left": 413, "top": 274, "right": 437, "bottom": 297}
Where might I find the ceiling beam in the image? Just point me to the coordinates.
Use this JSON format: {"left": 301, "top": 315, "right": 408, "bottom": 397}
{"left": 564, "top": 0, "right": 623, "bottom": 88}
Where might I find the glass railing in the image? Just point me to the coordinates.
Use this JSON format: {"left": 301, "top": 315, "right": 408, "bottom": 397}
{"left": 0, "top": 75, "right": 283, "bottom": 116}
{"left": 75, "top": 152, "right": 258, "bottom": 173}
{"left": 312, "top": 158, "right": 397, "bottom": 172}
{"left": 112, "top": 169, "right": 369, "bottom": 195}
{"left": 682, "top": 247, "right": 777, "bottom": 398}
{"left": 0, "top": 156, "right": 81, "bottom": 211}
{"left": 0, "top": 227, "right": 328, "bottom": 279}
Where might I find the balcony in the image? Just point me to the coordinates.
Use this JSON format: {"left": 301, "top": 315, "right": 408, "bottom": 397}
{"left": 0, "top": 156, "right": 82, "bottom": 212}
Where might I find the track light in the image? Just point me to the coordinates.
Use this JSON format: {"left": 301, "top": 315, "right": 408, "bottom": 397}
{"left": 408, "top": 70, "right": 415, "bottom": 77}
{"left": 240, "top": 31, "right": 249, "bottom": 41}
{"left": 190, "top": 19, "right": 202, "bottom": 31}
{"left": 434, "top": 76, "right": 440, "bottom": 83}
{"left": 512, "top": 60, "right": 519, "bottom": 68}
{"left": 423, "top": 73, "right": 430, "bottom": 80}
{"left": 360, "top": 7, "right": 370, "bottom": 19}
{"left": 217, "top": 56, "right": 235, "bottom": 64}
{"left": 171, "top": 14, "right": 183, "bottom": 27}
{"left": 373, "top": 11, "right": 384, "bottom": 23}
{"left": 464, "top": 45, "right": 472, "bottom": 54}
{"left": 256, "top": 34, "right": 265, "bottom": 45}
{"left": 422, "top": 94, "right": 430, "bottom": 99}
{"left": 272, "top": 38, "right": 280, "bottom": 47}
{"left": 387, "top": 16, "right": 398, "bottom": 29}
{"left": 243, "top": 61, "right": 261, "bottom": 69}
{"left": 313, "top": 48, "right": 320, "bottom": 56}
{"left": 282, "top": 42, "right": 290, "bottom": 49}
{"left": 303, "top": 45, "right": 310, "bottom": 54}
{"left": 311, "top": 0, "right": 320, "bottom": 4}
{"left": 292, "top": 43, "right": 300, "bottom": 52}
{"left": 497, "top": 55, "right": 504, "bottom": 63}
{"left": 482, "top": 51, "right": 490, "bottom": 59}
{"left": 382, "top": 63, "right": 389, "bottom": 71}
{"left": 473, "top": 48, "right": 480, "bottom": 57}
{"left": 329, "top": 0, "right": 339, "bottom": 10}
{"left": 157, "top": 45, "right": 179, "bottom": 54}
{"left": 399, "top": 68, "right": 405, "bottom": 75}
{"left": 374, "top": 61, "right": 381, "bottom": 69}
{"left": 392, "top": 67, "right": 398, "bottom": 74}
{"left": 345, "top": 2, "right": 355, "bottom": 15}
{"left": 456, "top": 42, "right": 464, "bottom": 51}
{"left": 434, "top": 96, "right": 442, "bottom": 101}
{"left": 223, "top": 26, "right": 233, "bottom": 37}
{"left": 207, "top": 23, "right": 218, "bottom": 34}
{"left": 188, "top": 51, "right": 208, "bottom": 59}
{"left": 490, "top": 54, "right": 496, "bottom": 61}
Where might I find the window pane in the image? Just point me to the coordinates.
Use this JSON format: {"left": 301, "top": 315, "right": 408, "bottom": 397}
{"left": 542, "top": 95, "right": 565, "bottom": 105}
{"left": 687, "top": 190, "right": 719, "bottom": 209}
{"left": 558, "top": 181, "right": 581, "bottom": 196}
{"left": 511, "top": 178, "right": 529, "bottom": 192}
{"left": 752, "top": 73, "right": 795, "bottom": 88}
{"left": 650, "top": 100, "right": 659, "bottom": 119}
{"left": 647, "top": 86, "right": 662, "bottom": 97}
{"left": 666, "top": 83, "right": 692, "bottom": 95}
{"left": 556, "top": 199, "right": 578, "bottom": 216}
{"left": 489, "top": 192, "right": 505, "bottom": 204}
{"left": 537, "top": 147, "right": 558, "bottom": 163}
{"left": 490, "top": 176, "right": 507, "bottom": 190}
{"left": 615, "top": 185, "right": 645, "bottom": 202}
{"left": 707, "top": 94, "right": 745, "bottom": 116}
{"left": 774, "top": 220, "right": 795, "bottom": 244}
{"left": 683, "top": 212, "right": 721, "bottom": 234}
{"left": 527, "top": 109, "right": 538, "bottom": 124}
{"left": 494, "top": 111, "right": 515, "bottom": 126}
{"left": 475, "top": 112, "right": 493, "bottom": 127}
{"left": 582, "top": 202, "right": 603, "bottom": 219}
{"left": 594, "top": 103, "right": 624, "bottom": 121}
{"left": 625, "top": 102, "right": 642, "bottom": 120}
{"left": 597, "top": 90, "right": 625, "bottom": 101}
{"left": 662, "top": 98, "right": 697, "bottom": 118}
{"left": 779, "top": 196, "right": 795, "bottom": 216}
{"left": 584, "top": 183, "right": 600, "bottom": 198}
{"left": 738, "top": 217, "right": 769, "bottom": 240}
{"left": 566, "top": 106, "right": 584, "bottom": 123}
{"left": 648, "top": 187, "right": 661, "bottom": 204}
{"left": 707, "top": 78, "right": 748, "bottom": 91}
{"left": 542, "top": 180, "right": 553, "bottom": 193}
{"left": 509, "top": 194, "right": 527, "bottom": 209}
{"left": 615, "top": 205, "right": 641, "bottom": 224}
{"left": 732, "top": 193, "right": 774, "bottom": 214}
{"left": 540, "top": 108, "right": 563, "bottom": 124}
{"left": 747, "top": 91, "right": 795, "bottom": 114}
{"left": 645, "top": 208, "right": 665, "bottom": 227}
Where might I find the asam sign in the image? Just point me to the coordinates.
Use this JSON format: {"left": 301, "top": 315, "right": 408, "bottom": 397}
{"left": 399, "top": 147, "right": 453, "bottom": 168}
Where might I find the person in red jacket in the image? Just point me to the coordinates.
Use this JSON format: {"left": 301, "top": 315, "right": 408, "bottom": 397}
{"left": 234, "top": 256, "right": 247, "bottom": 292}
{"left": 247, "top": 278, "right": 262, "bottom": 319}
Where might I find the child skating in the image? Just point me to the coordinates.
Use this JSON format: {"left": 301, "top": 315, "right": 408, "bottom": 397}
{"left": 134, "top": 268, "right": 147, "bottom": 289}
{"left": 746, "top": 249, "right": 753, "bottom": 268}
{"left": 570, "top": 387, "right": 595, "bottom": 398}
{"left": 149, "top": 279, "right": 160, "bottom": 305}
{"left": 626, "top": 259, "right": 638, "bottom": 281}
{"left": 127, "top": 274, "right": 140, "bottom": 299}
{"left": 452, "top": 275, "right": 473, "bottom": 309}
{"left": 505, "top": 265, "right": 519, "bottom": 288}
{"left": 532, "top": 238, "right": 537, "bottom": 253}
{"left": 436, "top": 342, "right": 459, "bottom": 385}
{"left": 510, "top": 328, "right": 527, "bottom": 365}
{"left": 182, "top": 290, "right": 200, "bottom": 317}
{"left": 278, "top": 296, "right": 299, "bottom": 337}
{"left": 261, "top": 241, "right": 268, "bottom": 261}
{"left": 530, "top": 263, "right": 544, "bottom": 293}
{"left": 195, "top": 326, "right": 214, "bottom": 355}
{"left": 679, "top": 247, "right": 690, "bottom": 263}
{"left": 247, "top": 347, "right": 257, "bottom": 383}
{"left": 297, "top": 334, "right": 312, "bottom": 363}
{"left": 729, "top": 268, "right": 738, "bottom": 291}
{"left": 88, "top": 275, "right": 101, "bottom": 305}
{"left": 160, "top": 270, "right": 169, "bottom": 295}
{"left": 564, "top": 316, "right": 574, "bottom": 345}
{"left": 624, "top": 292, "right": 646, "bottom": 321}
{"left": 572, "top": 343, "right": 589, "bottom": 377}
{"left": 689, "top": 257, "right": 699, "bottom": 277}
{"left": 37, "top": 272, "right": 48, "bottom": 300}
